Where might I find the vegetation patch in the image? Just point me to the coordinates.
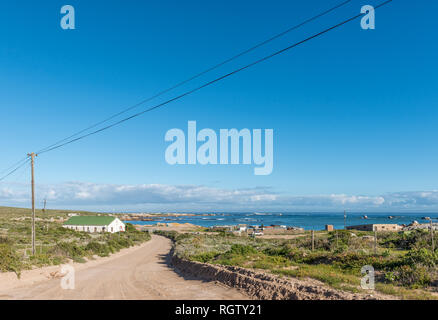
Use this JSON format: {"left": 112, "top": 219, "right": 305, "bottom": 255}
{"left": 0, "top": 207, "right": 151, "bottom": 275}
{"left": 159, "top": 228, "right": 438, "bottom": 299}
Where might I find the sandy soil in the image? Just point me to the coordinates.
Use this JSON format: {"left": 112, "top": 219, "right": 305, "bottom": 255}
{"left": 0, "top": 235, "right": 248, "bottom": 300}
{"left": 140, "top": 223, "right": 202, "bottom": 233}
{"left": 259, "top": 234, "right": 306, "bottom": 239}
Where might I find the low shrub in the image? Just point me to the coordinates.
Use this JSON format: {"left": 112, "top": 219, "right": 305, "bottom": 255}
{"left": 50, "top": 241, "right": 87, "bottom": 262}
{"left": 0, "top": 244, "right": 22, "bottom": 276}
{"left": 191, "top": 251, "right": 220, "bottom": 263}
{"left": 85, "top": 241, "right": 111, "bottom": 257}
{"left": 228, "top": 244, "right": 258, "bottom": 255}
{"left": 403, "top": 248, "right": 438, "bottom": 268}
{"left": 393, "top": 265, "right": 432, "bottom": 288}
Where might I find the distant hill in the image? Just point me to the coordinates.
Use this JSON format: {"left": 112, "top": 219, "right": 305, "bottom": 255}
{"left": 0, "top": 206, "right": 100, "bottom": 216}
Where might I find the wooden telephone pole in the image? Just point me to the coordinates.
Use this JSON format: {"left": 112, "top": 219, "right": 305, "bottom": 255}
{"left": 374, "top": 230, "right": 378, "bottom": 254}
{"left": 27, "top": 152, "right": 36, "bottom": 255}
{"left": 344, "top": 210, "right": 347, "bottom": 230}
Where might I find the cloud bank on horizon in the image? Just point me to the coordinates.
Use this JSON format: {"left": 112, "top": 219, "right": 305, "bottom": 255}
{"left": 1, "top": 181, "right": 438, "bottom": 212}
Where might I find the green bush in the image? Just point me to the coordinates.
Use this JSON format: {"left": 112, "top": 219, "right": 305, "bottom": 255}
{"left": 85, "top": 241, "right": 110, "bottom": 257}
{"left": 29, "top": 252, "right": 57, "bottom": 267}
{"left": 154, "top": 230, "right": 179, "bottom": 240}
{"left": 384, "top": 271, "right": 396, "bottom": 283}
{"left": 229, "top": 244, "right": 258, "bottom": 255}
{"left": 393, "top": 265, "right": 432, "bottom": 288}
{"left": 380, "top": 230, "right": 435, "bottom": 250}
{"left": 0, "top": 244, "right": 22, "bottom": 276}
{"left": 0, "top": 236, "right": 12, "bottom": 245}
{"left": 50, "top": 241, "right": 87, "bottom": 262}
{"left": 403, "top": 248, "right": 438, "bottom": 268}
{"left": 328, "top": 230, "right": 353, "bottom": 247}
{"left": 191, "top": 251, "right": 220, "bottom": 263}
{"left": 263, "top": 244, "right": 290, "bottom": 256}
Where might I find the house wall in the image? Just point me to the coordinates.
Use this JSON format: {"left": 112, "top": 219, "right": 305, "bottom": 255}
{"left": 346, "top": 224, "right": 402, "bottom": 232}
{"left": 63, "top": 225, "right": 107, "bottom": 232}
{"left": 346, "top": 225, "right": 374, "bottom": 231}
{"left": 373, "top": 224, "right": 402, "bottom": 232}
{"left": 63, "top": 219, "right": 125, "bottom": 233}
{"left": 108, "top": 218, "right": 126, "bottom": 233}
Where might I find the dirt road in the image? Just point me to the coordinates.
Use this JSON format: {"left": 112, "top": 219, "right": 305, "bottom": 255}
{"left": 0, "top": 235, "right": 248, "bottom": 300}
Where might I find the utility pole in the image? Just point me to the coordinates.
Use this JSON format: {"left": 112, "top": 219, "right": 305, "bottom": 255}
{"left": 374, "top": 229, "right": 378, "bottom": 254}
{"left": 344, "top": 210, "right": 347, "bottom": 230}
{"left": 431, "top": 219, "right": 435, "bottom": 251}
{"left": 43, "top": 198, "right": 47, "bottom": 214}
{"left": 311, "top": 229, "right": 315, "bottom": 251}
{"left": 27, "top": 152, "right": 36, "bottom": 255}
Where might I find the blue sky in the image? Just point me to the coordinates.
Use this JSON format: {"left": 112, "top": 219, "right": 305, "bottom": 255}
{"left": 1, "top": 0, "right": 437, "bottom": 212}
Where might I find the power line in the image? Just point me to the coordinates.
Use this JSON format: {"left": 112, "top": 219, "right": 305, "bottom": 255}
{"left": 0, "top": 158, "right": 31, "bottom": 182}
{"left": 0, "top": 156, "right": 30, "bottom": 175}
{"left": 35, "top": 0, "right": 351, "bottom": 155}
{"left": 11, "top": 158, "right": 30, "bottom": 184}
{"left": 38, "top": 0, "right": 393, "bottom": 156}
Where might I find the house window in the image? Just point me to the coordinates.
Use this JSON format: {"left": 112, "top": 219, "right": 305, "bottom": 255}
{"left": 94, "top": 227, "right": 97, "bottom": 232}
{"left": 111, "top": 227, "right": 113, "bottom": 232}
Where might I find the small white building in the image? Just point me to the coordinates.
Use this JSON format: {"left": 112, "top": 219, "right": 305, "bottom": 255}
{"left": 63, "top": 216, "right": 125, "bottom": 233}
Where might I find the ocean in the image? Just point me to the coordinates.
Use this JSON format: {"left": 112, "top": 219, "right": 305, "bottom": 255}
{"left": 124, "top": 212, "right": 438, "bottom": 230}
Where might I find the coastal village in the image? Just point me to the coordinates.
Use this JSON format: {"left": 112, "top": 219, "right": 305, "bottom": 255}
{"left": 117, "top": 212, "right": 438, "bottom": 237}
{"left": 1, "top": 206, "right": 438, "bottom": 300}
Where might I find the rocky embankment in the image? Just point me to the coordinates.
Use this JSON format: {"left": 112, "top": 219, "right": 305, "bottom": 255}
{"left": 171, "top": 254, "right": 393, "bottom": 300}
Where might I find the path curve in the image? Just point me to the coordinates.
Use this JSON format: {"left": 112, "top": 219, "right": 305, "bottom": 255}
{"left": 0, "top": 235, "right": 248, "bottom": 300}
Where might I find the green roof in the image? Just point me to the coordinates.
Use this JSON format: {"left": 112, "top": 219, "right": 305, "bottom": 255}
{"left": 63, "top": 216, "right": 116, "bottom": 226}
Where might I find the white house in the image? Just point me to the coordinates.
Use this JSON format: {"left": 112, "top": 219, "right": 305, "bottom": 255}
{"left": 63, "top": 216, "right": 126, "bottom": 233}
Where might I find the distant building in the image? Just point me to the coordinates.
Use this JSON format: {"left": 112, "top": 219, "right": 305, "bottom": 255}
{"left": 325, "top": 224, "right": 334, "bottom": 231}
{"left": 67, "top": 213, "right": 79, "bottom": 217}
{"left": 63, "top": 216, "right": 125, "bottom": 233}
{"left": 346, "top": 224, "right": 402, "bottom": 232}
{"left": 287, "top": 226, "right": 304, "bottom": 231}
{"left": 212, "top": 225, "right": 234, "bottom": 231}
{"left": 269, "top": 225, "right": 287, "bottom": 229}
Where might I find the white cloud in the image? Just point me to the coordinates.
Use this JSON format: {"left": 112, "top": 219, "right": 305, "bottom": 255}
{"left": 1, "top": 181, "right": 438, "bottom": 212}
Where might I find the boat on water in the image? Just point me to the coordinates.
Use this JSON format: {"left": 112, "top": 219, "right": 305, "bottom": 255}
{"left": 388, "top": 216, "right": 395, "bottom": 219}
{"left": 362, "top": 215, "right": 368, "bottom": 219}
